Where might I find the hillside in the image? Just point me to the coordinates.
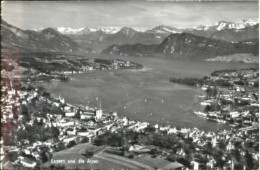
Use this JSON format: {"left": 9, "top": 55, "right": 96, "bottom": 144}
{"left": 102, "top": 33, "right": 259, "bottom": 60}
{"left": 1, "top": 20, "right": 90, "bottom": 53}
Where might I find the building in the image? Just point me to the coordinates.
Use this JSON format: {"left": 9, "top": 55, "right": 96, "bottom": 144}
{"left": 19, "top": 157, "right": 37, "bottom": 168}
{"left": 95, "top": 109, "right": 103, "bottom": 119}
{"left": 65, "top": 112, "right": 76, "bottom": 117}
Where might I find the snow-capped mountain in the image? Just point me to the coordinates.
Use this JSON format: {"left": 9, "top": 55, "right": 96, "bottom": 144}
{"left": 215, "top": 19, "right": 257, "bottom": 31}
{"left": 146, "top": 25, "right": 182, "bottom": 34}
{"left": 34, "top": 19, "right": 258, "bottom": 52}
{"left": 194, "top": 19, "right": 258, "bottom": 31}
{"left": 55, "top": 26, "right": 122, "bottom": 34}
{"left": 186, "top": 19, "right": 259, "bottom": 42}
{"left": 98, "top": 27, "right": 122, "bottom": 34}
{"left": 54, "top": 26, "right": 149, "bottom": 35}
{"left": 42, "top": 19, "right": 258, "bottom": 37}
{"left": 57, "top": 27, "right": 88, "bottom": 34}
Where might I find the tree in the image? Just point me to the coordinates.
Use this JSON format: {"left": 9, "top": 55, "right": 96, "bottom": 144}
{"left": 144, "top": 125, "right": 156, "bottom": 133}
{"left": 166, "top": 154, "right": 176, "bottom": 162}
{"left": 231, "top": 149, "right": 241, "bottom": 162}
{"left": 51, "top": 127, "right": 60, "bottom": 138}
{"left": 204, "top": 105, "right": 211, "bottom": 112}
{"left": 82, "top": 150, "right": 94, "bottom": 158}
{"left": 80, "top": 137, "right": 89, "bottom": 143}
{"left": 40, "top": 152, "right": 49, "bottom": 163}
{"left": 50, "top": 165, "right": 66, "bottom": 170}
{"left": 8, "top": 152, "right": 18, "bottom": 162}
{"left": 244, "top": 151, "right": 254, "bottom": 169}
{"left": 177, "top": 157, "right": 191, "bottom": 169}
{"left": 75, "top": 109, "right": 81, "bottom": 119}
{"left": 67, "top": 141, "right": 76, "bottom": 148}
{"left": 57, "top": 142, "right": 65, "bottom": 151}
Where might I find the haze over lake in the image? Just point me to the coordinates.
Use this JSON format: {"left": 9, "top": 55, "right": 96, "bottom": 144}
{"left": 41, "top": 55, "right": 258, "bottom": 131}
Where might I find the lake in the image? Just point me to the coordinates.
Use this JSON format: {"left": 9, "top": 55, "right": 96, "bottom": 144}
{"left": 40, "top": 55, "right": 258, "bottom": 131}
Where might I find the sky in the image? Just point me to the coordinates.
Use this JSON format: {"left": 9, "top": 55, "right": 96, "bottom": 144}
{"left": 1, "top": 1, "right": 259, "bottom": 30}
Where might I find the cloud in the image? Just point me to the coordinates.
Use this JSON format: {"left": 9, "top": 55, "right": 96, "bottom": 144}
{"left": 2, "top": 1, "right": 258, "bottom": 29}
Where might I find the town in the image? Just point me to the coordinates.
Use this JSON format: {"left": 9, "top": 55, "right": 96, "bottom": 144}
{"left": 170, "top": 68, "right": 259, "bottom": 129}
{"left": 1, "top": 53, "right": 259, "bottom": 170}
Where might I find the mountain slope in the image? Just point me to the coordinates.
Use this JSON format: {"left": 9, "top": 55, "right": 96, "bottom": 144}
{"left": 102, "top": 33, "right": 259, "bottom": 60}
{"left": 185, "top": 20, "right": 259, "bottom": 42}
{"left": 1, "top": 20, "right": 82, "bottom": 53}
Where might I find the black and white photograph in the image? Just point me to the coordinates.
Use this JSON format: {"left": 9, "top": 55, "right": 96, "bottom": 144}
{"left": 1, "top": 1, "right": 259, "bottom": 169}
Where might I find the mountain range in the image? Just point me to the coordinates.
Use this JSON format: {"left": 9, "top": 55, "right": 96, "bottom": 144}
{"left": 49, "top": 19, "right": 258, "bottom": 52}
{"left": 1, "top": 19, "right": 259, "bottom": 61}
{"left": 53, "top": 19, "right": 257, "bottom": 36}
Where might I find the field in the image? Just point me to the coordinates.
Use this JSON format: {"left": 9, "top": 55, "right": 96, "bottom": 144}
{"left": 40, "top": 54, "right": 258, "bottom": 131}
{"left": 42, "top": 143, "right": 154, "bottom": 169}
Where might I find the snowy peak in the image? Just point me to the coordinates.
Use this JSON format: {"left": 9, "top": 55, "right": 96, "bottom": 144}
{"left": 147, "top": 25, "right": 182, "bottom": 34}
{"left": 98, "top": 27, "right": 122, "bottom": 34}
{"left": 32, "top": 19, "right": 258, "bottom": 36}
{"left": 215, "top": 19, "right": 257, "bottom": 31}
{"left": 55, "top": 25, "right": 181, "bottom": 35}
{"left": 55, "top": 26, "right": 121, "bottom": 35}
{"left": 194, "top": 19, "right": 258, "bottom": 31}
{"left": 57, "top": 27, "right": 88, "bottom": 34}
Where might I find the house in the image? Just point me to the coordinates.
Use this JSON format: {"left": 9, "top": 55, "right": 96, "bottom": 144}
{"left": 110, "top": 125, "right": 119, "bottom": 133}
{"left": 121, "top": 117, "right": 129, "bottom": 126}
{"left": 230, "top": 111, "right": 240, "bottom": 118}
{"left": 135, "top": 122, "right": 149, "bottom": 132}
{"left": 206, "top": 159, "right": 216, "bottom": 169}
{"left": 80, "top": 111, "right": 95, "bottom": 119}
{"left": 176, "top": 148, "right": 186, "bottom": 157}
{"left": 200, "top": 101, "right": 211, "bottom": 106}
{"left": 65, "top": 112, "right": 76, "bottom": 117}
{"left": 64, "top": 106, "right": 71, "bottom": 112}
{"left": 159, "top": 126, "right": 169, "bottom": 132}
{"left": 63, "top": 136, "right": 77, "bottom": 144}
{"left": 77, "top": 131, "right": 90, "bottom": 136}
{"left": 168, "top": 127, "right": 178, "bottom": 134}
{"left": 44, "top": 139, "right": 54, "bottom": 147}
{"left": 32, "top": 151, "right": 41, "bottom": 160}
{"left": 67, "top": 128, "right": 77, "bottom": 135}
{"left": 23, "top": 148, "right": 31, "bottom": 155}
{"left": 52, "top": 102, "right": 60, "bottom": 107}
{"left": 128, "top": 122, "right": 149, "bottom": 132}
{"left": 112, "top": 112, "right": 118, "bottom": 120}
{"left": 191, "top": 161, "right": 200, "bottom": 170}
{"left": 19, "top": 157, "right": 37, "bottom": 168}
{"left": 129, "top": 145, "right": 151, "bottom": 153}
{"left": 88, "top": 127, "right": 102, "bottom": 136}
{"left": 86, "top": 120, "right": 96, "bottom": 126}
{"left": 57, "top": 121, "right": 75, "bottom": 127}
{"left": 33, "top": 141, "right": 43, "bottom": 147}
